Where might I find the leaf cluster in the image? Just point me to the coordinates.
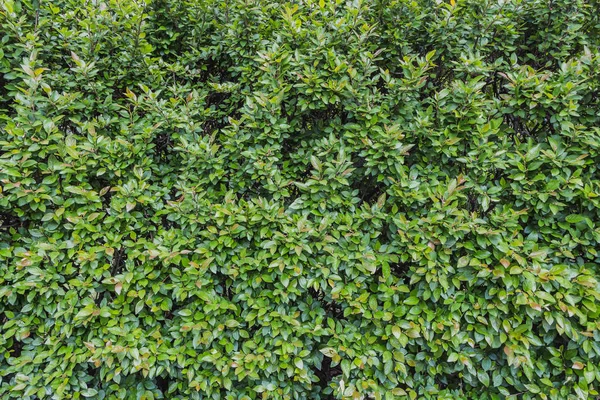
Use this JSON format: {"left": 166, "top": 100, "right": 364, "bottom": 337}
{"left": 1, "top": 0, "right": 600, "bottom": 399}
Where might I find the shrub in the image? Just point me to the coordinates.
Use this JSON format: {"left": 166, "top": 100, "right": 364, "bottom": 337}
{"left": 1, "top": 0, "right": 600, "bottom": 399}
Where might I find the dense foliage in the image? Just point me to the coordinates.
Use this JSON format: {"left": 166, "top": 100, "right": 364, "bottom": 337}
{"left": 1, "top": 0, "right": 600, "bottom": 398}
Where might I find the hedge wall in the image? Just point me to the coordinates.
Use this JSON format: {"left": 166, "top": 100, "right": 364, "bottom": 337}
{"left": 1, "top": 0, "right": 600, "bottom": 399}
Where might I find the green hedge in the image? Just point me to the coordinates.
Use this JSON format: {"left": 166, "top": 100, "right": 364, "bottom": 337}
{"left": 2, "top": 0, "right": 600, "bottom": 398}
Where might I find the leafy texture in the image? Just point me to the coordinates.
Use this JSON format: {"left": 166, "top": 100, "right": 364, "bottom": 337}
{"left": 1, "top": 0, "right": 600, "bottom": 399}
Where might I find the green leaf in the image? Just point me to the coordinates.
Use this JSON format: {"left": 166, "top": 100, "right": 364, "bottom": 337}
{"left": 403, "top": 296, "right": 419, "bottom": 305}
{"left": 566, "top": 214, "right": 584, "bottom": 224}
{"left": 81, "top": 389, "right": 98, "bottom": 397}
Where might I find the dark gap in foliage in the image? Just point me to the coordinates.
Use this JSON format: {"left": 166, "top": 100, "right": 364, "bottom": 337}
{"left": 161, "top": 214, "right": 181, "bottom": 231}
{"left": 297, "top": 104, "right": 348, "bottom": 134}
{"left": 231, "top": 99, "right": 245, "bottom": 119}
{"left": 323, "top": 300, "right": 344, "bottom": 320}
{"left": 491, "top": 168, "right": 508, "bottom": 185}
{"left": 156, "top": 374, "right": 171, "bottom": 394}
{"left": 503, "top": 114, "right": 533, "bottom": 141}
{"left": 202, "top": 118, "right": 227, "bottom": 135}
{"left": 58, "top": 119, "right": 82, "bottom": 137}
{"left": 96, "top": 247, "right": 127, "bottom": 306}
{"left": 86, "top": 364, "right": 99, "bottom": 379}
{"left": 373, "top": 258, "right": 411, "bottom": 284}
{"left": 153, "top": 131, "right": 173, "bottom": 159}
{"left": 375, "top": 75, "right": 389, "bottom": 96}
{"left": 168, "top": 186, "right": 180, "bottom": 201}
{"left": 280, "top": 99, "right": 293, "bottom": 124}
{"left": 198, "top": 57, "right": 232, "bottom": 84}
{"left": 0, "top": 212, "right": 27, "bottom": 232}
{"left": 374, "top": 222, "right": 393, "bottom": 246}
{"left": 389, "top": 261, "right": 411, "bottom": 283}
{"left": 100, "top": 186, "right": 114, "bottom": 210}
{"left": 215, "top": 271, "right": 234, "bottom": 301}
{"left": 312, "top": 355, "right": 341, "bottom": 399}
{"left": 351, "top": 161, "right": 385, "bottom": 205}
{"left": 111, "top": 247, "right": 126, "bottom": 276}
{"left": 162, "top": 309, "right": 174, "bottom": 321}
{"left": 308, "top": 288, "right": 346, "bottom": 321}
{"left": 483, "top": 72, "right": 510, "bottom": 100}
{"left": 279, "top": 136, "right": 295, "bottom": 162}
{"left": 10, "top": 339, "right": 22, "bottom": 359}
{"left": 466, "top": 190, "right": 480, "bottom": 213}
{"left": 205, "top": 91, "right": 231, "bottom": 109}
{"left": 109, "top": 83, "right": 130, "bottom": 104}
{"left": 277, "top": 143, "right": 312, "bottom": 184}
{"left": 437, "top": 371, "right": 463, "bottom": 392}
{"left": 467, "top": 190, "right": 500, "bottom": 217}
{"left": 240, "top": 181, "right": 275, "bottom": 201}
{"left": 0, "top": 74, "right": 9, "bottom": 111}
{"left": 90, "top": 176, "right": 112, "bottom": 194}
